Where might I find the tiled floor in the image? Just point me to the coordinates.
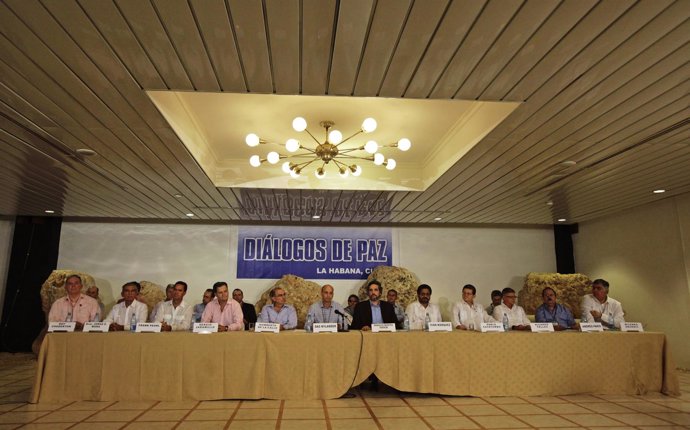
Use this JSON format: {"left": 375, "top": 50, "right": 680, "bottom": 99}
{"left": 1, "top": 353, "right": 689, "bottom": 429}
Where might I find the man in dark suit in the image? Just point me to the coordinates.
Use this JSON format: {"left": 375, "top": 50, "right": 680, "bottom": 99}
{"left": 232, "top": 288, "right": 257, "bottom": 331}
{"left": 351, "top": 280, "right": 397, "bottom": 330}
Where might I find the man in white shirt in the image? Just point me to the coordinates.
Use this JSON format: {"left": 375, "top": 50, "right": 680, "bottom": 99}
{"left": 154, "top": 281, "right": 194, "bottom": 331}
{"left": 580, "top": 278, "right": 624, "bottom": 329}
{"left": 492, "top": 287, "right": 530, "bottom": 330}
{"left": 104, "top": 281, "right": 149, "bottom": 331}
{"left": 452, "top": 284, "right": 496, "bottom": 330}
{"left": 405, "top": 284, "right": 441, "bottom": 330}
{"left": 150, "top": 283, "right": 174, "bottom": 322}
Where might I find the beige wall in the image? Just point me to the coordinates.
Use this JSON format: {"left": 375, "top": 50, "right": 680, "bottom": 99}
{"left": 573, "top": 193, "right": 690, "bottom": 368}
{"left": 0, "top": 218, "right": 15, "bottom": 321}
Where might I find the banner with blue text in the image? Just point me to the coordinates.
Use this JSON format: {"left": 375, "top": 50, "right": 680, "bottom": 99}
{"left": 237, "top": 226, "right": 392, "bottom": 279}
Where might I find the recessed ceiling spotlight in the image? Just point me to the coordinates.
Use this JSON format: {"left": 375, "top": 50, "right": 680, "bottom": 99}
{"left": 312, "top": 215, "right": 320, "bottom": 219}
{"left": 560, "top": 160, "right": 577, "bottom": 167}
{"left": 546, "top": 201, "right": 554, "bottom": 206}
{"left": 185, "top": 213, "right": 195, "bottom": 217}
{"left": 75, "top": 148, "right": 97, "bottom": 157}
{"left": 173, "top": 194, "right": 183, "bottom": 198}
{"left": 653, "top": 189, "right": 666, "bottom": 194}
{"left": 434, "top": 217, "right": 442, "bottom": 221}
{"left": 44, "top": 210, "right": 55, "bottom": 214}
{"left": 557, "top": 218, "right": 567, "bottom": 222}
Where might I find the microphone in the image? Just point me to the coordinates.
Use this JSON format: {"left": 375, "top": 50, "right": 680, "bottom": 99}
{"left": 334, "top": 310, "right": 349, "bottom": 332}
{"left": 334, "top": 309, "right": 344, "bottom": 316}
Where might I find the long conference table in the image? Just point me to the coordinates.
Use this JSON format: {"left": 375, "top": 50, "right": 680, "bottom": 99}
{"left": 31, "top": 330, "right": 680, "bottom": 403}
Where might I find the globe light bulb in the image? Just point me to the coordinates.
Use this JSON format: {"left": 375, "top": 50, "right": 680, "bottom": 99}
{"left": 245, "top": 133, "right": 260, "bottom": 147}
{"left": 267, "top": 151, "right": 280, "bottom": 164}
{"left": 292, "top": 117, "right": 307, "bottom": 132}
{"left": 290, "top": 169, "right": 300, "bottom": 178}
{"left": 339, "top": 167, "right": 349, "bottom": 178}
{"left": 361, "top": 117, "right": 377, "bottom": 133}
{"left": 364, "top": 140, "right": 378, "bottom": 154}
{"left": 285, "top": 138, "right": 300, "bottom": 152}
{"left": 282, "top": 161, "right": 292, "bottom": 174}
{"left": 386, "top": 158, "right": 396, "bottom": 170}
{"left": 249, "top": 155, "right": 261, "bottom": 167}
{"left": 397, "top": 138, "right": 411, "bottom": 151}
{"left": 328, "top": 129, "right": 343, "bottom": 144}
{"left": 351, "top": 165, "right": 362, "bottom": 176}
{"left": 374, "top": 153, "right": 385, "bottom": 165}
{"left": 315, "top": 168, "right": 325, "bottom": 179}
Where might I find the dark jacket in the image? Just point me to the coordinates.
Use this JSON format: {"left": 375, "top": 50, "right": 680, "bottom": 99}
{"left": 241, "top": 302, "right": 257, "bottom": 331}
{"left": 351, "top": 300, "right": 397, "bottom": 330}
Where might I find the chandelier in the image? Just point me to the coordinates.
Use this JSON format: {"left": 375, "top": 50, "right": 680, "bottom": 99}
{"left": 245, "top": 117, "right": 411, "bottom": 178}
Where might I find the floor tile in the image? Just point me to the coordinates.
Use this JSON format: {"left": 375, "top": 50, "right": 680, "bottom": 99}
{"left": 364, "top": 397, "right": 407, "bottom": 407}
{"left": 0, "top": 403, "right": 23, "bottom": 412}
{"left": 281, "top": 408, "right": 325, "bottom": 419}
{"left": 238, "top": 399, "right": 281, "bottom": 409}
{"left": 425, "top": 416, "right": 480, "bottom": 429}
{"left": 122, "top": 423, "right": 177, "bottom": 430}
{"left": 151, "top": 401, "right": 198, "bottom": 410}
{"left": 105, "top": 401, "right": 156, "bottom": 411}
{"left": 60, "top": 401, "right": 112, "bottom": 411}
{"left": 471, "top": 415, "right": 530, "bottom": 428}
{"left": 604, "top": 412, "right": 676, "bottom": 426}
{"left": 521, "top": 396, "right": 568, "bottom": 404}
{"left": 86, "top": 410, "right": 142, "bottom": 422}
{"left": 16, "top": 424, "right": 73, "bottom": 430}
{"left": 0, "top": 425, "right": 19, "bottom": 430}
{"left": 540, "top": 403, "right": 592, "bottom": 414}
{"left": 558, "top": 395, "right": 604, "bottom": 402}
{"left": 498, "top": 403, "right": 549, "bottom": 415}
{"left": 485, "top": 396, "right": 528, "bottom": 405}
{"left": 33, "top": 410, "right": 95, "bottom": 423}
{"left": 283, "top": 399, "right": 324, "bottom": 408}
{"left": 377, "top": 417, "right": 429, "bottom": 430}
{"left": 371, "top": 406, "right": 417, "bottom": 418}
{"left": 563, "top": 413, "right": 628, "bottom": 427}
{"left": 637, "top": 426, "right": 690, "bottom": 430}
{"left": 615, "top": 401, "right": 678, "bottom": 413}
{"left": 70, "top": 423, "right": 124, "bottom": 430}
{"left": 134, "top": 409, "right": 188, "bottom": 421}
{"left": 326, "top": 407, "right": 371, "bottom": 419}
{"left": 0, "top": 411, "right": 48, "bottom": 424}
{"left": 442, "top": 397, "right": 488, "bottom": 405}
{"left": 10, "top": 404, "right": 66, "bottom": 413}
{"left": 455, "top": 404, "right": 506, "bottom": 416}
{"left": 402, "top": 396, "right": 446, "bottom": 406}
{"left": 196, "top": 400, "right": 240, "bottom": 409}
{"left": 278, "top": 420, "right": 327, "bottom": 430}
{"left": 183, "top": 408, "right": 233, "bottom": 421}
{"left": 665, "top": 402, "right": 690, "bottom": 412}
{"left": 330, "top": 418, "right": 379, "bottom": 430}
{"left": 411, "top": 405, "right": 461, "bottom": 417}
{"left": 233, "top": 408, "right": 279, "bottom": 420}
{"left": 325, "top": 397, "right": 365, "bottom": 408}
{"left": 174, "top": 422, "right": 226, "bottom": 430}
{"left": 516, "top": 414, "right": 578, "bottom": 427}
{"left": 649, "top": 412, "right": 690, "bottom": 425}
{"left": 226, "top": 420, "right": 276, "bottom": 430}
{"left": 577, "top": 402, "right": 635, "bottom": 414}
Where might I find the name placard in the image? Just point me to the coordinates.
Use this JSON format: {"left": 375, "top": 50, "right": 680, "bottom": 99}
{"left": 428, "top": 322, "right": 452, "bottom": 332}
{"left": 135, "top": 323, "right": 162, "bottom": 333}
{"left": 193, "top": 323, "right": 218, "bottom": 333}
{"left": 313, "top": 323, "right": 338, "bottom": 333}
{"left": 371, "top": 323, "right": 396, "bottom": 333}
{"left": 580, "top": 322, "right": 604, "bottom": 332}
{"left": 255, "top": 322, "right": 280, "bottom": 333}
{"left": 620, "top": 322, "right": 644, "bottom": 332}
{"left": 48, "top": 322, "right": 76, "bottom": 332}
{"left": 83, "top": 322, "right": 109, "bottom": 333}
{"left": 530, "top": 322, "right": 555, "bottom": 333}
{"left": 480, "top": 322, "right": 505, "bottom": 333}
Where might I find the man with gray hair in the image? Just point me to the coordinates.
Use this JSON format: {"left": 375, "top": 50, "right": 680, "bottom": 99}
{"left": 580, "top": 279, "right": 624, "bottom": 329}
{"left": 307, "top": 284, "right": 346, "bottom": 324}
{"left": 258, "top": 287, "right": 297, "bottom": 330}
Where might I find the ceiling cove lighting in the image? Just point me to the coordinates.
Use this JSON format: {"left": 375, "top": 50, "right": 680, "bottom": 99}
{"left": 246, "top": 117, "right": 411, "bottom": 179}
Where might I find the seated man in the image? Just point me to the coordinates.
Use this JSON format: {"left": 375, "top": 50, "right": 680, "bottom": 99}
{"left": 386, "top": 289, "right": 406, "bottom": 328}
{"left": 485, "top": 289, "right": 502, "bottom": 316}
{"left": 48, "top": 274, "right": 100, "bottom": 330}
{"left": 405, "top": 284, "right": 442, "bottom": 330}
{"left": 492, "top": 287, "right": 531, "bottom": 330}
{"left": 232, "top": 288, "right": 258, "bottom": 331}
{"left": 580, "top": 278, "right": 624, "bottom": 329}
{"left": 150, "top": 283, "right": 174, "bottom": 322}
{"left": 351, "top": 280, "right": 397, "bottom": 331}
{"left": 451, "top": 284, "right": 496, "bottom": 330}
{"left": 85, "top": 285, "right": 105, "bottom": 318}
{"left": 193, "top": 288, "right": 214, "bottom": 323}
{"left": 201, "top": 282, "right": 244, "bottom": 331}
{"left": 103, "top": 281, "right": 149, "bottom": 331}
{"left": 154, "top": 281, "right": 194, "bottom": 331}
{"left": 258, "top": 287, "right": 297, "bottom": 330}
{"left": 535, "top": 287, "right": 577, "bottom": 330}
{"left": 307, "top": 284, "right": 346, "bottom": 325}
{"left": 343, "top": 294, "right": 359, "bottom": 325}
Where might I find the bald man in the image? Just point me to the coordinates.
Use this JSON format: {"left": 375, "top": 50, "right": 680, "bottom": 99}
{"left": 307, "top": 284, "right": 346, "bottom": 324}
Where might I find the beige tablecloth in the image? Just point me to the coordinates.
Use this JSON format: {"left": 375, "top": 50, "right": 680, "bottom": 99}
{"left": 31, "top": 330, "right": 678, "bottom": 403}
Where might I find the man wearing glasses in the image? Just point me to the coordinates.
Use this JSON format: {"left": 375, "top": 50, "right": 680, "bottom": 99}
{"left": 492, "top": 287, "right": 531, "bottom": 330}
{"left": 258, "top": 287, "right": 297, "bottom": 330}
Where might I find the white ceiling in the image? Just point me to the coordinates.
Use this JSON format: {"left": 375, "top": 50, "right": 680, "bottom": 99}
{"left": 0, "top": 0, "right": 688, "bottom": 224}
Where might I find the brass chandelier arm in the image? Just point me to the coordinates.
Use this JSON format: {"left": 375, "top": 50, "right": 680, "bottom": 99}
{"left": 304, "top": 128, "right": 321, "bottom": 145}
{"left": 335, "top": 130, "right": 363, "bottom": 147}
{"left": 335, "top": 154, "right": 375, "bottom": 161}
